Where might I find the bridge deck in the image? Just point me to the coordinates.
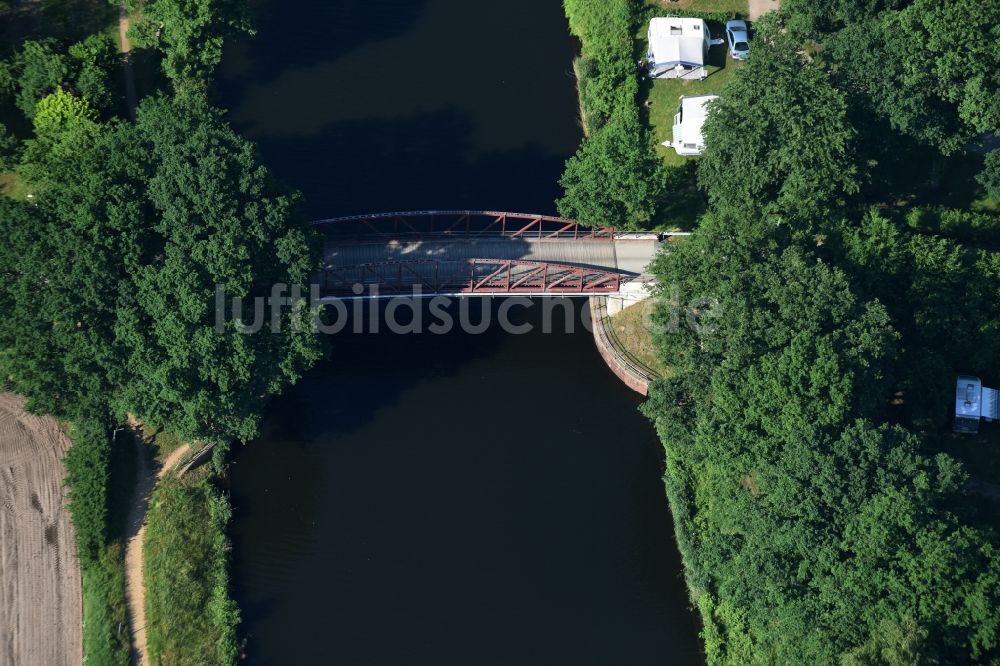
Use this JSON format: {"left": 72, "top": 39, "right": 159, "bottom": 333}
{"left": 324, "top": 237, "right": 658, "bottom": 276}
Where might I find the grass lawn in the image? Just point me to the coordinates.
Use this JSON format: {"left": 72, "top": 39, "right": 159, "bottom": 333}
{"left": 141, "top": 427, "right": 190, "bottom": 466}
{"left": 643, "top": 48, "right": 742, "bottom": 168}
{"left": 608, "top": 298, "right": 671, "bottom": 378}
{"left": 0, "top": 171, "right": 32, "bottom": 199}
{"left": 644, "top": 0, "right": 748, "bottom": 14}
{"left": 639, "top": 42, "right": 740, "bottom": 229}
{"left": 637, "top": 0, "right": 748, "bottom": 168}
{"left": 631, "top": 5, "right": 747, "bottom": 228}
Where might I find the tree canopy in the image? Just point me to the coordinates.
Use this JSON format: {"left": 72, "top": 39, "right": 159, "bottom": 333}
{"left": 642, "top": 11, "right": 1000, "bottom": 664}
{"left": 556, "top": 0, "right": 671, "bottom": 229}
{"left": 798, "top": 0, "right": 1000, "bottom": 154}
{"left": 1, "top": 90, "right": 321, "bottom": 443}
{"left": 557, "top": 109, "right": 665, "bottom": 228}
{"left": 7, "top": 35, "right": 120, "bottom": 118}
{"left": 129, "top": 0, "right": 254, "bottom": 84}
{"left": 698, "top": 28, "right": 860, "bottom": 228}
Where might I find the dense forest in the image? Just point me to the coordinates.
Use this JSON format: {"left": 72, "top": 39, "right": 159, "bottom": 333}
{"left": 634, "top": 1, "right": 1000, "bottom": 663}
{"left": 0, "top": 0, "right": 316, "bottom": 663}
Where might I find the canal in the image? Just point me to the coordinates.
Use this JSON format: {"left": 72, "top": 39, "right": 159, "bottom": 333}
{"left": 218, "top": 1, "right": 701, "bottom": 663}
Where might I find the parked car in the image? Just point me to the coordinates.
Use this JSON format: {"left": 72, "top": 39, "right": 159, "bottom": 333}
{"left": 725, "top": 20, "right": 750, "bottom": 60}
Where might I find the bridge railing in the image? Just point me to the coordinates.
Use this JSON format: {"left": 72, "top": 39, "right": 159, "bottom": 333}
{"left": 319, "top": 258, "right": 622, "bottom": 296}
{"left": 311, "top": 210, "right": 616, "bottom": 241}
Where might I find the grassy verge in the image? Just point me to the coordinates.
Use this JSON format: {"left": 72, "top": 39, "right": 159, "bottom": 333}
{"left": 82, "top": 544, "right": 131, "bottom": 666}
{"left": 644, "top": 0, "right": 746, "bottom": 13}
{"left": 144, "top": 469, "right": 239, "bottom": 666}
{"left": 608, "top": 298, "right": 671, "bottom": 377}
{"left": 142, "top": 426, "right": 188, "bottom": 465}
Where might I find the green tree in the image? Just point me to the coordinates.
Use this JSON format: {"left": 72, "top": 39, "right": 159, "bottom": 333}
{"left": 782, "top": 0, "right": 909, "bottom": 36}
{"left": 68, "top": 34, "right": 119, "bottom": 112}
{"left": 0, "top": 91, "right": 124, "bottom": 417}
{"left": 827, "top": 0, "right": 1000, "bottom": 154}
{"left": 977, "top": 149, "right": 1000, "bottom": 200}
{"left": 639, "top": 12, "right": 1000, "bottom": 660}
{"left": 697, "top": 25, "right": 860, "bottom": 228}
{"left": 15, "top": 39, "right": 70, "bottom": 117}
{"left": 557, "top": 110, "right": 665, "bottom": 228}
{"left": 129, "top": 0, "right": 253, "bottom": 84}
{"left": 113, "top": 93, "right": 321, "bottom": 443}
{"left": 3, "top": 90, "right": 322, "bottom": 443}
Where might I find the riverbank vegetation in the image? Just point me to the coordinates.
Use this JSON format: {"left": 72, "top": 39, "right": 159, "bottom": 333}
{"left": 127, "top": 0, "right": 254, "bottom": 85}
{"left": 558, "top": 0, "right": 665, "bottom": 229}
{"left": 0, "top": 2, "right": 320, "bottom": 662}
{"left": 641, "top": 5, "right": 1000, "bottom": 663}
{"left": 69, "top": 412, "right": 134, "bottom": 665}
{"left": 145, "top": 471, "right": 239, "bottom": 665}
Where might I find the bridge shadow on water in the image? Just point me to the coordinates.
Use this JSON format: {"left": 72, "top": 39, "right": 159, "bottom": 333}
{"left": 229, "top": 299, "right": 703, "bottom": 665}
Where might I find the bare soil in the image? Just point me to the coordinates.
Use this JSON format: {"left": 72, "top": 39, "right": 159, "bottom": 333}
{"left": 748, "top": 0, "right": 780, "bottom": 20}
{"left": 0, "top": 393, "right": 83, "bottom": 666}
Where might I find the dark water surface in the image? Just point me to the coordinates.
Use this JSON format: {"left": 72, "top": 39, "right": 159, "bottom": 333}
{"left": 217, "top": 0, "right": 583, "bottom": 218}
{"left": 219, "top": 1, "right": 701, "bottom": 663}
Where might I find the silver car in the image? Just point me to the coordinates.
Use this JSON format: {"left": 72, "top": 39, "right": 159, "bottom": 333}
{"left": 725, "top": 20, "right": 750, "bottom": 60}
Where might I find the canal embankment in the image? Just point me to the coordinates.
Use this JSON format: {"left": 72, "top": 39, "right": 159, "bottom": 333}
{"left": 590, "top": 296, "right": 663, "bottom": 395}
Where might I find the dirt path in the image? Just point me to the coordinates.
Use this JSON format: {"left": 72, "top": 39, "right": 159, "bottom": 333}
{"left": 0, "top": 393, "right": 83, "bottom": 666}
{"left": 748, "top": 0, "right": 780, "bottom": 20}
{"left": 124, "top": 438, "right": 190, "bottom": 666}
{"left": 118, "top": 3, "right": 138, "bottom": 120}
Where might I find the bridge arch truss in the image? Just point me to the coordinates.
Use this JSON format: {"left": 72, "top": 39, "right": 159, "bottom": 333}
{"left": 311, "top": 210, "right": 616, "bottom": 241}
{"left": 320, "top": 259, "right": 622, "bottom": 297}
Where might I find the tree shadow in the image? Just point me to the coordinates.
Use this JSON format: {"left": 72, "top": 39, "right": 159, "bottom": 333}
{"left": 0, "top": 0, "right": 117, "bottom": 48}
{"left": 221, "top": 0, "right": 430, "bottom": 89}
{"left": 236, "top": 108, "right": 571, "bottom": 219}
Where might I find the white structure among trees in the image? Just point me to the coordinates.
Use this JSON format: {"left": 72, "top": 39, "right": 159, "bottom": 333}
{"left": 954, "top": 375, "right": 999, "bottom": 433}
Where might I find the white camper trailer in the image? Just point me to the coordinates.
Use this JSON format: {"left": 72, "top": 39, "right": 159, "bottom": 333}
{"left": 661, "top": 94, "right": 718, "bottom": 156}
{"left": 647, "top": 17, "right": 711, "bottom": 80}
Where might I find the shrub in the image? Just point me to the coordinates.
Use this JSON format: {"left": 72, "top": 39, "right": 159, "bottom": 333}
{"left": 81, "top": 545, "right": 131, "bottom": 666}
{"left": 63, "top": 413, "right": 111, "bottom": 566}
{"left": 977, "top": 149, "right": 1000, "bottom": 201}
{"left": 905, "top": 206, "right": 1000, "bottom": 243}
{"left": 561, "top": 0, "right": 667, "bottom": 228}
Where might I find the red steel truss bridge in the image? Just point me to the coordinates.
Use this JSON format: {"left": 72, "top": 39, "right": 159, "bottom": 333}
{"left": 312, "top": 210, "right": 616, "bottom": 240}
{"left": 313, "top": 211, "right": 671, "bottom": 298}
